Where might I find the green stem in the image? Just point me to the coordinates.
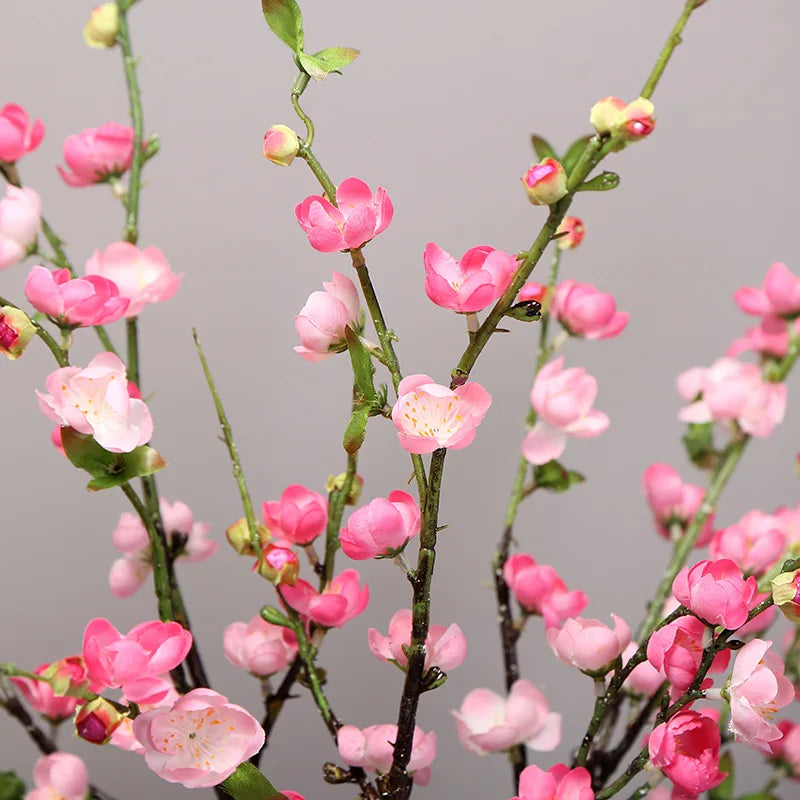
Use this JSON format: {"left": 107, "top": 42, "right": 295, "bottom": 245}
{"left": 322, "top": 453, "right": 357, "bottom": 586}
{"left": 125, "top": 317, "right": 139, "bottom": 387}
{"left": 291, "top": 73, "right": 315, "bottom": 149}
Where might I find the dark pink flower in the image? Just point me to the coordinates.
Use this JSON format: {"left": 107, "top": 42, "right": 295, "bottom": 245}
{"left": 340, "top": 490, "right": 420, "bottom": 560}
{"left": 280, "top": 568, "right": 368, "bottom": 628}
{"left": 709, "top": 510, "right": 787, "bottom": 577}
{"left": 0, "top": 104, "right": 44, "bottom": 162}
{"left": 262, "top": 484, "right": 328, "bottom": 546}
{"left": 11, "top": 656, "right": 91, "bottom": 721}
{"left": 58, "top": 122, "right": 135, "bottom": 187}
{"left": 551, "top": 280, "right": 628, "bottom": 340}
{"left": 735, "top": 262, "right": 800, "bottom": 320}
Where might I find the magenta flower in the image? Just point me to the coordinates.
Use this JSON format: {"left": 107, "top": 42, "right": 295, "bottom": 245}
{"left": 340, "top": 490, "right": 420, "bottom": 560}
{"left": 25, "top": 266, "right": 129, "bottom": 326}
{"left": 85, "top": 242, "right": 182, "bottom": 317}
{"left": 295, "top": 177, "right": 393, "bottom": 252}
{"left": 133, "top": 688, "right": 265, "bottom": 788}
{"left": 453, "top": 679, "right": 561, "bottom": 755}
{"left": 677, "top": 358, "right": 786, "bottom": 438}
{"left": 262, "top": 484, "right": 328, "bottom": 546}
{"left": 0, "top": 104, "right": 44, "bottom": 163}
{"left": 0, "top": 185, "right": 41, "bottom": 270}
{"left": 735, "top": 262, "right": 800, "bottom": 320}
{"left": 57, "top": 122, "right": 134, "bottom": 187}
{"left": 709, "top": 510, "right": 787, "bottom": 577}
{"left": 555, "top": 217, "right": 586, "bottom": 251}
{"left": 11, "top": 656, "right": 92, "bottom": 722}
{"left": 368, "top": 608, "right": 466, "bottom": 673}
{"left": 223, "top": 614, "right": 298, "bottom": 677}
{"left": 391, "top": 373, "right": 492, "bottom": 454}
{"left": 547, "top": 614, "right": 631, "bottom": 674}
{"left": 728, "top": 638, "right": 794, "bottom": 751}
{"left": 294, "top": 271, "right": 360, "bottom": 361}
{"left": 37, "top": 352, "right": 153, "bottom": 453}
{"left": 510, "top": 764, "right": 594, "bottom": 800}
{"left": 522, "top": 158, "right": 568, "bottom": 206}
{"left": 503, "top": 554, "right": 588, "bottom": 628}
{"left": 423, "top": 242, "right": 518, "bottom": 313}
{"left": 280, "top": 568, "right": 369, "bottom": 628}
{"left": 522, "top": 358, "right": 609, "bottom": 465}
{"left": 672, "top": 558, "right": 758, "bottom": 629}
{"left": 551, "top": 280, "right": 628, "bottom": 340}
{"left": 25, "top": 753, "right": 88, "bottom": 800}
{"left": 337, "top": 724, "right": 436, "bottom": 785}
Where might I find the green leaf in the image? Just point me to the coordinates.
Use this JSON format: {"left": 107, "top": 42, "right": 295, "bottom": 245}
{"left": 708, "top": 752, "right": 734, "bottom": 800}
{"left": 532, "top": 460, "right": 585, "bottom": 493}
{"left": 219, "top": 761, "right": 287, "bottom": 800}
{"left": 261, "top": 0, "right": 304, "bottom": 52}
{"left": 0, "top": 772, "right": 24, "bottom": 800}
{"left": 296, "top": 52, "right": 328, "bottom": 81}
{"left": 505, "top": 299, "right": 542, "bottom": 322}
{"left": 682, "top": 421, "right": 717, "bottom": 468}
{"left": 530, "top": 135, "right": 556, "bottom": 162}
{"left": 61, "top": 428, "right": 166, "bottom": 491}
{"left": 343, "top": 406, "right": 369, "bottom": 456}
{"left": 562, "top": 135, "right": 593, "bottom": 174}
{"left": 576, "top": 171, "right": 620, "bottom": 192}
{"left": 311, "top": 46, "right": 360, "bottom": 73}
{"left": 344, "top": 326, "right": 377, "bottom": 405}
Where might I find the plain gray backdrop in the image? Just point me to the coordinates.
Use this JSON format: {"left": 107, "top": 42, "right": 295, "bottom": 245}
{"left": 1, "top": 1, "right": 798, "bottom": 798}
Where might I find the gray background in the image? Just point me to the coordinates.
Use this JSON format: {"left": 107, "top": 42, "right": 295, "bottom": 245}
{"left": 1, "top": 0, "right": 798, "bottom": 798}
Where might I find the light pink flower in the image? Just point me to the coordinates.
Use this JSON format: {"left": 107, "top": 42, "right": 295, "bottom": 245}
{"left": 11, "top": 656, "right": 91, "bottom": 721}
{"left": 37, "top": 352, "right": 153, "bottom": 453}
{"left": 510, "top": 764, "right": 594, "bottom": 800}
{"left": 453, "top": 679, "right": 561, "bottom": 755}
{"left": 340, "top": 490, "right": 420, "bottom": 560}
{"left": 423, "top": 242, "right": 518, "bottom": 313}
{"left": 648, "top": 709, "right": 726, "bottom": 795}
{"left": 728, "top": 638, "right": 794, "bottom": 752}
{"left": 548, "top": 615, "right": 631, "bottom": 673}
{"left": 57, "top": 122, "right": 134, "bottom": 187}
{"left": 619, "top": 643, "right": 664, "bottom": 697}
{"left": 294, "top": 271, "right": 360, "bottom": 361}
{"left": 503, "top": 554, "right": 588, "bottom": 628}
{"left": 295, "top": 177, "right": 393, "bottom": 252}
{"left": 85, "top": 242, "right": 182, "bottom": 317}
{"left": 82, "top": 617, "right": 192, "bottom": 694}
{"left": 368, "top": 608, "right": 466, "bottom": 672}
{"left": 0, "top": 104, "right": 44, "bottom": 163}
{"left": 25, "top": 266, "right": 129, "bottom": 326}
{"left": 555, "top": 217, "right": 586, "bottom": 251}
{"left": 522, "top": 158, "right": 568, "bottom": 206}
{"left": 642, "top": 463, "right": 715, "bottom": 546}
{"left": 24, "top": 753, "right": 88, "bottom": 800}
{"left": 110, "top": 678, "right": 180, "bottom": 754}
{"left": 728, "top": 318, "right": 799, "bottom": 359}
{"left": 774, "top": 500, "right": 800, "bottom": 545}
{"left": 262, "top": 484, "right": 328, "bottom": 546}
{"left": 392, "top": 374, "right": 492, "bottom": 454}
{"left": 677, "top": 358, "right": 786, "bottom": 438}
{"left": 0, "top": 185, "right": 41, "bottom": 270}
{"left": 522, "top": 358, "right": 609, "bottom": 465}
{"left": 223, "top": 614, "right": 298, "bottom": 677}
{"left": 551, "top": 280, "right": 628, "bottom": 340}
{"left": 770, "top": 720, "right": 800, "bottom": 777}
{"left": 133, "top": 688, "right": 265, "bottom": 788}
{"left": 337, "top": 724, "right": 436, "bottom": 785}
{"left": 735, "top": 262, "right": 800, "bottom": 320}
{"left": 737, "top": 590, "right": 777, "bottom": 637}
{"left": 672, "top": 559, "right": 758, "bottom": 629}
{"left": 518, "top": 282, "right": 548, "bottom": 304}
{"left": 709, "top": 510, "right": 787, "bottom": 577}
{"left": 280, "top": 568, "right": 369, "bottom": 628}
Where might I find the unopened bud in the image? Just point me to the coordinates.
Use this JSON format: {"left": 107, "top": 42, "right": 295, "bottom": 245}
{"left": 771, "top": 569, "right": 800, "bottom": 623}
{"left": 83, "top": 4, "right": 119, "bottom": 49}
{"left": 555, "top": 216, "right": 586, "bottom": 250}
{"left": 75, "top": 697, "right": 126, "bottom": 745}
{"left": 255, "top": 543, "right": 299, "bottom": 586}
{"left": 590, "top": 96, "right": 656, "bottom": 142}
{"left": 0, "top": 306, "right": 35, "bottom": 360}
{"left": 521, "top": 158, "right": 568, "bottom": 206}
{"left": 226, "top": 517, "right": 268, "bottom": 556}
{"left": 589, "top": 97, "right": 627, "bottom": 135}
{"left": 263, "top": 125, "right": 300, "bottom": 167}
{"left": 325, "top": 472, "right": 365, "bottom": 505}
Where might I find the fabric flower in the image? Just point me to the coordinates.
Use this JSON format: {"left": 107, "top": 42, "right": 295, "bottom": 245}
{"left": 709, "top": 510, "right": 787, "bottom": 577}
{"left": 0, "top": 185, "right": 41, "bottom": 270}
{"left": 340, "top": 490, "right": 420, "bottom": 560}
{"left": 280, "top": 569, "right": 369, "bottom": 628}
{"left": 547, "top": 615, "right": 631, "bottom": 673}
{"left": 0, "top": 104, "right": 44, "bottom": 162}
{"left": 223, "top": 614, "right": 298, "bottom": 677}
{"left": 24, "top": 753, "right": 88, "bottom": 800}
{"left": 11, "top": 656, "right": 92, "bottom": 721}
{"left": 735, "top": 262, "right": 800, "bottom": 320}
{"left": 262, "top": 484, "right": 328, "bottom": 545}
{"left": 551, "top": 280, "right": 628, "bottom": 339}
{"left": 58, "top": 122, "right": 135, "bottom": 187}
{"left": 522, "top": 158, "right": 568, "bottom": 205}
{"left": 509, "top": 764, "right": 594, "bottom": 800}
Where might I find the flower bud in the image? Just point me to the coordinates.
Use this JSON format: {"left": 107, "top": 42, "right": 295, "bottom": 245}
{"left": 83, "top": 4, "right": 120, "bottom": 49}
{"left": 590, "top": 96, "right": 656, "bottom": 141}
{"left": 75, "top": 697, "right": 126, "bottom": 745}
{"left": 622, "top": 97, "right": 656, "bottom": 138}
{"left": 0, "top": 306, "right": 35, "bottom": 360}
{"left": 589, "top": 97, "right": 626, "bottom": 135}
{"left": 255, "top": 543, "right": 299, "bottom": 586}
{"left": 771, "top": 569, "right": 800, "bottom": 623}
{"left": 555, "top": 216, "right": 585, "bottom": 250}
{"left": 263, "top": 125, "right": 300, "bottom": 167}
{"left": 326, "top": 472, "right": 365, "bottom": 505}
{"left": 225, "top": 517, "right": 267, "bottom": 556}
{"left": 521, "top": 158, "right": 568, "bottom": 206}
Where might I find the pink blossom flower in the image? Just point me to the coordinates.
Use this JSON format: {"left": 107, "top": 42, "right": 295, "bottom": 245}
{"left": 37, "top": 352, "right": 153, "bottom": 453}
{"left": 648, "top": 709, "right": 726, "bottom": 795}
{"left": 728, "top": 318, "right": 799, "bottom": 359}
{"left": 337, "top": 724, "right": 436, "bottom": 785}
{"left": 503, "top": 554, "right": 588, "bottom": 628}
{"left": 223, "top": 614, "right": 298, "bottom": 677}
{"left": 85, "top": 242, "right": 182, "bottom": 317}
{"left": 82, "top": 617, "right": 192, "bottom": 694}
{"left": 522, "top": 158, "right": 568, "bottom": 206}
{"left": 110, "top": 679, "right": 180, "bottom": 754}
{"left": 672, "top": 559, "right": 758, "bottom": 629}
{"left": 774, "top": 500, "right": 800, "bottom": 545}
{"left": 509, "top": 764, "right": 594, "bottom": 800}
{"left": 0, "top": 185, "right": 41, "bottom": 270}
{"left": 262, "top": 484, "right": 328, "bottom": 546}
{"left": 423, "top": 242, "right": 518, "bottom": 313}
{"left": 547, "top": 615, "right": 631, "bottom": 673}
{"left": 108, "top": 500, "right": 217, "bottom": 597}
{"left": 262, "top": 124, "right": 299, "bottom": 167}
{"left": 340, "top": 490, "right": 420, "bottom": 560}
{"left": 619, "top": 643, "right": 664, "bottom": 697}
{"left": 368, "top": 608, "right": 466, "bottom": 672}
{"left": 280, "top": 568, "right": 369, "bottom": 628}
{"left": 551, "top": 280, "right": 628, "bottom": 339}
{"left": 677, "top": 358, "right": 786, "bottom": 438}
{"left": 770, "top": 720, "right": 800, "bottom": 777}
{"left": 392, "top": 374, "right": 492, "bottom": 454}
{"left": 295, "top": 177, "right": 393, "bottom": 252}
{"left": 453, "top": 679, "right": 561, "bottom": 755}
{"left": 11, "top": 656, "right": 91, "bottom": 721}
{"left": 737, "top": 590, "right": 777, "bottom": 637}
{"left": 25, "top": 266, "right": 129, "bottom": 326}
{"left": 57, "top": 122, "right": 135, "bottom": 187}
{"left": 518, "top": 282, "right": 548, "bottom": 304}
{"left": 728, "top": 638, "right": 794, "bottom": 751}
{"left": 24, "top": 753, "right": 88, "bottom": 800}
{"left": 522, "top": 358, "right": 609, "bottom": 465}
{"left": 709, "top": 510, "right": 787, "bottom": 577}
{"left": 294, "top": 271, "right": 360, "bottom": 361}
{"left": 133, "top": 688, "right": 265, "bottom": 788}
{"left": 642, "top": 463, "right": 715, "bottom": 546}
{"left": 735, "top": 262, "right": 800, "bottom": 320}
{"left": 555, "top": 217, "right": 586, "bottom": 251}
{"left": 0, "top": 104, "right": 44, "bottom": 163}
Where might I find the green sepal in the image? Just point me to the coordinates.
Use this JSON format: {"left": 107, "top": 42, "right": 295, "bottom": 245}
{"left": 344, "top": 326, "right": 377, "bottom": 405}
{"left": 343, "top": 405, "right": 369, "bottom": 456}
{"left": 682, "top": 421, "right": 718, "bottom": 469}
{"left": 530, "top": 135, "right": 556, "bottom": 162}
{"left": 532, "top": 459, "right": 585, "bottom": 493}
{"left": 576, "top": 171, "right": 620, "bottom": 192}
{"left": 562, "top": 135, "right": 593, "bottom": 174}
{"left": 505, "top": 300, "right": 542, "bottom": 322}
{"left": 297, "top": 667, "right": 326, "bottom": 689}
{"left": 708, "top": 752, "right": 734, "bottom": 800}
{"left": 61, "top": 428, "right": 166, "bottom": 492}
{"left": 259, "top": 605, "right": 294, "bottom": 629}
{"left": 298, "top": 46, "right": 359, "bottom": 81}
{"left": 0, "top": 772, "right": 25, "bottom": 800}
{"left": 218, "top": 761, "right": 286, "bottom": 800}
{"left": 261, "top": 0, "right": 304, "bottom": 53}
{"left": 420, "top": 666, "right": 447, "bottom": 692}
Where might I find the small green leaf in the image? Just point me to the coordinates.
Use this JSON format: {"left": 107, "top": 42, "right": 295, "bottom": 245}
{"left": 0, "top": 772, "right": 25, "bottom": 800}
{"left": 311, "top": 46, "right": 360, "bottom": 73}
{"left": 343, "top": 406, "right": 369, "bottom": 455}
{"left": 682, "top": 421, "right": 717, "bottom": 469}
{"left": 260, "top": 605, "right": 293, "bottom": 629}
{"left": 576, "top": 171, "right": 620, "bottom": 192}
{"left": 532, "top": 460, "right": 585, "bottom": 493}
{"left": 219, "top": 761, "right": 287, "bottom": 800}
{"left": 344, "top": 326, "right": 378, "bottom": 405}
{"left": 296, "top": 52, "right": 328, "bottom": 81}
{"left": 261, "top": 0, "right": 304, "bottom": 53}
{"left": 708, "top": 752, "right": 734, "bottom": 800}
{"left": 530, "top": 135, "right": 556, "bottom": 161}
{"left": 562, "top": 135, "right": 593, "bottom": 174}
{"left": 505, "top": 299, "right": 542, "bottom": 322}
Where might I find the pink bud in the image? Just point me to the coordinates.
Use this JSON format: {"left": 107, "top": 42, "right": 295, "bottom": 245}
{"left": 0, "top": 104, "right": 44, "bottom": 163}
{"left": 27, "top": 753, "right": 88, "bottom": 800}
{"left": 590, "top": 97, "right": 655, "bottom": 140}
{"left": 340, "top": 490, "right": 420, "bottom": 560}
{"left": 511, "top": 764, "right": 594, "bottom": 800}
{"left": 57, "top": 122, "right": 135, "bottom": 187}
{"left": 255, "top": 543, "right": 300, "bottom": 586}
{"left": 0, "top": 185, "right": 41, "bottom": 270}
{"left": 522, "top": 158, "right": 568, "bottom": 206}
{"left": 555, "top": 217, "right": 586, "bottom": 250}
{"left": 263, "top": 124, "right": 300, "bottom": 166}
{"left": 709, "top": 510, "right": 788, "bottom": 577}
{"left": 223, "top": 614, "right": 298, "bottom": 676}
{"left": 0, "top": 305, "right": 35, "bottom": 359}
{"left": 11, "top": 656, "right": 91, "bottom": 721}
{"left": 280, "top": 568, "right": 369, "bottom": 628}
{"left": 517, "top": 282, "right": 548, "bottom": 304}
{"left": 262, "top": 484, "right": 328, "bottom": 545}
{"left": 75, "top": 697, "right": 126, "bottom": 745}
{"left": 551, "top": 280, "right": 628, "bottom": 339}
{"left": 547, "top": 614, "right": 631, "bottom": 673}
